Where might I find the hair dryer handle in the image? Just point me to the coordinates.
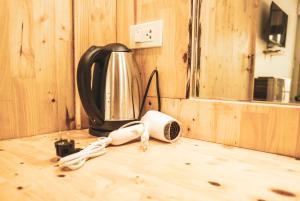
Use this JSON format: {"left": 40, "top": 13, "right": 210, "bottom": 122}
{"left": 108, "top": 124, "right": 144, "bottom": 145}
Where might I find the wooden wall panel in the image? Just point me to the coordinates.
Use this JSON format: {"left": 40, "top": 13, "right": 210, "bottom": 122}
{"left": 0, "top": 0, "right": 14, "bottom": 139}
{"left": 0, "top": 0, "right": 74, "bottom": 140}
{"left": 74, "top": 0, "right": 117, "bottom": 129}
{"left": 117, "top": 0, "right": 191, "bottom": 99}
{"left": 116, "top": 0, "right": 135, "bottom": 46}
{"left": 296, "top": 115, "right": 300, "bottom": 159}
{"left": 196, "top": 0, "right": 257, "bottom": 100}
{"left": 0, "top": 0, "right": 12, "bottom": 102}
{"left": 146, "top": 97, "right": 300, "bottom": 158}
{"left": 55, "top": 0, "right": 75, "bottom": 131}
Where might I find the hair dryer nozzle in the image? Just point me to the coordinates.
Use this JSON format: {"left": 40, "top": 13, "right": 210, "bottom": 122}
{"left": 141, "top": 110, "right": 181, "bottom": 143}
{"left": 165, "top": 121, "right": 181, "bottom": 141}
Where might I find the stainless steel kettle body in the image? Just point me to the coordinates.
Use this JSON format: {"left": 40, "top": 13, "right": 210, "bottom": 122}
{"left": 77, "top": 43, "right": 142, "bottom": 136}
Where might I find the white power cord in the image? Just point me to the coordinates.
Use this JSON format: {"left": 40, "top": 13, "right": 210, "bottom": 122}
{"left": 58, "top": 137, "right": 112, "bottom": 170}
{"left": 57, "top": 111, "right": 182, "bottom": 170}
{"left": 58, "top": 121, "right": 148, "bottom": 170}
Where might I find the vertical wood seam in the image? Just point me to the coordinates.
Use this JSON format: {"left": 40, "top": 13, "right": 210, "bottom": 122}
{"left": 54, "top": 0, "right": 60, "bottom": 132}
{"left": 115, "top": 0, "right": 118, "bottom": 42}
{"left": 71, "top": 0, "right": 78, "bottom": 129}
{"left": 133, "top": 0, "right": 137, "bottom": 24}
{"left": 295, "top": 112, "right": 300, "bottom": 159}
{"left": 73, "top": 0, "right": 82, "bottom": 129}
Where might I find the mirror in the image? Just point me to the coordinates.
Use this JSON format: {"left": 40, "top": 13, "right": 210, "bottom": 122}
{"left": 191, "top": 0, "right": 300, "bottom": 105}
{"left": 254, "top": 0, "right": 300, "bottom": 104}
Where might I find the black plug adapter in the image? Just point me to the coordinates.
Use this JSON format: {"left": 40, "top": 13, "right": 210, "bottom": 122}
{"left": 55, "top": 139, "right": 81, "bottom": 157}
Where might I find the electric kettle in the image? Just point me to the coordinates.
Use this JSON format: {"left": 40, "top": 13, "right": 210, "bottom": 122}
{"left": 77, "top": 43, "right": 142, "bottom": 136}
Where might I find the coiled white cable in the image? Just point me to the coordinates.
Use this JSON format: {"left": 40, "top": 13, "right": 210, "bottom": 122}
{"left": 58, "top": 137, "right": 112, "bottom": 170}
{"left": 58, "top": 121, "right": 148, "bottom": 170}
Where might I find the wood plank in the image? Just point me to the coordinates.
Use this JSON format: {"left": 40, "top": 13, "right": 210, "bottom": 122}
{"left": 0, "top": 101, "right": 16, "bottom": 139}
{"left": 0, "top": 130, "right": 300, "bottom": 201}
{"left": 0, "top": 0, "right": 12, "bottom": 101}
{"left": 74, "top": 0, "right": 117, "bottom": 129}
{"left": 296, "top": 113, "right": 300, "bottom": 159}
{"left": 0, "top": 0, "right": 15, "bottom": 138}
{"left": 146, "top": 97, "right": 300, "bottom": 158}
{"left": 239, "top": 106, "right": 270, "bottom": 152}
{"left": 54, "top": 0, "right": 75, "bottom": 131}
{"left": 116, "top": 0, "right": 135, "bottom": 46}
{"left": 117, "top": 0, "right": 190, "bottom": 99}
{"left": 0, "top": 0, "right": 74, "bottom": 139}
{"left": 136, "top": 0, "right": 190, "bottom": 99}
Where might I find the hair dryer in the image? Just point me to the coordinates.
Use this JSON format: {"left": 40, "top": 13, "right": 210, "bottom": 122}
{"left": 141, "top": 110, "right": 181, "bottom": 143}
{"left": 58, "top": 110, "right": 181, "bottom": 170}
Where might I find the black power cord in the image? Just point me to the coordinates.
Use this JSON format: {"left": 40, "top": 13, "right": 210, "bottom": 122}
{"left": 138, "top": 69, "right": 161, "bottom": 119}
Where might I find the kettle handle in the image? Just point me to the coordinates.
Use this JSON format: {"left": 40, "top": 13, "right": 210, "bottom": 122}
{"left": 77, "top": 46, "right": 111, "bottom": 125}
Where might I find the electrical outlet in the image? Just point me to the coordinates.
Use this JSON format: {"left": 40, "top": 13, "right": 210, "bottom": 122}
{"left": 130, "top": 20, "right": 163, "bottom": 49}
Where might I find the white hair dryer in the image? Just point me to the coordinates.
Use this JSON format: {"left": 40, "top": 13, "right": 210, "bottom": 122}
{"left": 141, "top": 110, "right": 181, "bottom": 143}
{"left": 58, "top": 110, "right": 181, "bottom": 170}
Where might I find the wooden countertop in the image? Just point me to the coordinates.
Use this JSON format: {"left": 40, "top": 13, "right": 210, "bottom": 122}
{"left": 0, "top": 130, "right": 300, "bottom": 201}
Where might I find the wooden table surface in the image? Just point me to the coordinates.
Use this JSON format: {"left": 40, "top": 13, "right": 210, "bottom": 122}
{"left": 0, "top": 130, "right": 300, "bottom": 201}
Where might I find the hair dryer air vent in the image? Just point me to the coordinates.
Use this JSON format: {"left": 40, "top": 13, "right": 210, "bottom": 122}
{"left": 164, "top": 122, "right": 181, "bottom": 141}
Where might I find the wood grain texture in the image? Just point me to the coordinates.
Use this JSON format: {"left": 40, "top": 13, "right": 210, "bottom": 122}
{"left": 55, "top": 0, "right": 75, "bottom": 131}
{"left": 196, "top": 0, "right": 257, "bottom": 100}
{"left": 0, "top": 0, "right": 74, "bottom": 140}
{"left": 0, "top": 130, "right": 300, "bottom": 201}
{"left": 117, "top": 0, "right": 191, "bottom": 99}
{"left": 295, "top": 112, "right": 300, "bottom": 159}
{"left": 146, "top": 97, "right": 300, "bottom": 158}
{"left": 74, "top": 0, "right": 117, "bottom": 129}
{"left": 0, "top": 0, "right": 14, "bottom": 139}
{"left": 116, "top": 0, "right": 135, "bottom": 46}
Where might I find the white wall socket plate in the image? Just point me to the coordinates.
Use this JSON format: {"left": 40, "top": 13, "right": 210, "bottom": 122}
{"left": 129, "top": 20, "right": 163, "bottom": 49}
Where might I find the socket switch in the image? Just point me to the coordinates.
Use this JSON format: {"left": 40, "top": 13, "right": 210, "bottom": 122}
{"left": 129, "top": 20, "right": 163, "bottom": 49}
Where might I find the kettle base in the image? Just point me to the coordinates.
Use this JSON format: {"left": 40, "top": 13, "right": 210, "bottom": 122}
{"left": 89, "top": 120, "right": 135, "bottom": 137}
{"left": 89, "top": 128, "right": 110, "bottom": 137}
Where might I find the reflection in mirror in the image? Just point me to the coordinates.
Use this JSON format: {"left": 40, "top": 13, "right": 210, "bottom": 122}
{"left": 254, "top": 0, "right": 300, "bottom": 104}
{"left": 191, "top": 0, "right": 300, "bottom": 105}
{"left": 191, "top": 0, "right": 257, "bottom": 101}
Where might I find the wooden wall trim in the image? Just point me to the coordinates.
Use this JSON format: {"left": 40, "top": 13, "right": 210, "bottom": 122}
{"left": 188, "top": 98, "right": 300, "bottom": 109}
{"left": 146, "top": 97, "right": 300, "bottom": 158}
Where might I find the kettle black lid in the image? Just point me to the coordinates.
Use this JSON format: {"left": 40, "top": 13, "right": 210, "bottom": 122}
{"left": 104, "top": 43, "right": 131, "bottom": 52}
